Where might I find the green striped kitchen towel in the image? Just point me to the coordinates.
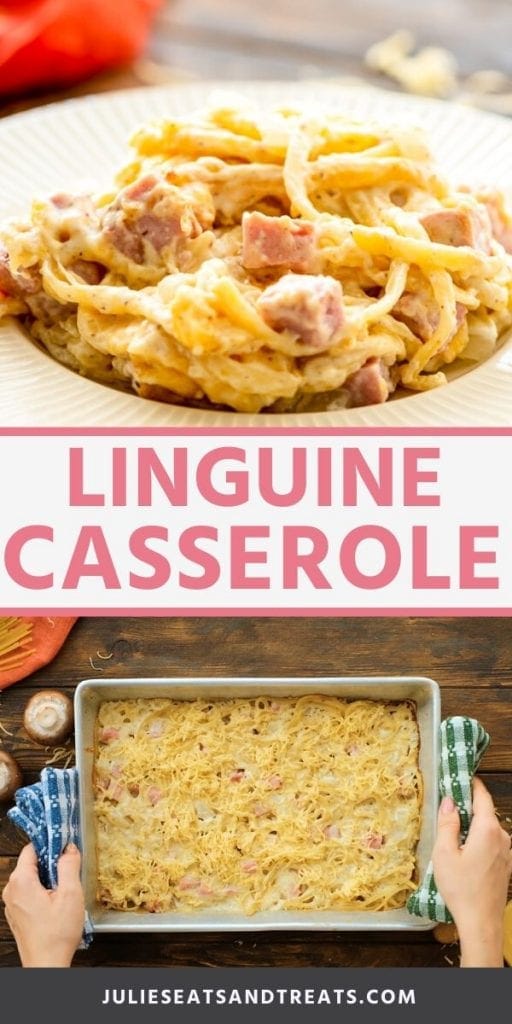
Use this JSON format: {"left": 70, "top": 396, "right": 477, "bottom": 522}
{"left": 406, "top": 716, "right": 490, "bottom": 923}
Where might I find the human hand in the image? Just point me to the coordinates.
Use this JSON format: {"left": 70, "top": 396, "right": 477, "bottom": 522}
{"left": 432, "top": 777, "right": 512, "bottom": 967}
{"left": 2, "top": 842, "right": 84, "bottom": 967}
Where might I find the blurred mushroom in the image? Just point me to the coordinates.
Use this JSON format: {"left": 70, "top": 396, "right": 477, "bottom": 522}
{"left": 23, "top": 690, "right": 74, "bottom": 746}
{"left": 0, "top": 750, "right": 22, "bottom": 802}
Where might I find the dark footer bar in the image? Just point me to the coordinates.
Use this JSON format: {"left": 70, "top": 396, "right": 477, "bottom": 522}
{"left": 1, "top": 967, "right": 508, "bottom": 1022}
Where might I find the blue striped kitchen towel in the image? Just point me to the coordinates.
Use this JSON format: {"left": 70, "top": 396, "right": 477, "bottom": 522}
{"left": 407, "top": 716, "right": 490, "bottom": 923}
{"left": 8, "top": 766, "right": 92, "bottom": 947}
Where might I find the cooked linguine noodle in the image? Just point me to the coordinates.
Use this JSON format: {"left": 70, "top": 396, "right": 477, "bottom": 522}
{"left": 94, "top": 695, "right": 422, "bottom": 915}
{"left": 2, "top": 98, "right": 512, "bottom": 412}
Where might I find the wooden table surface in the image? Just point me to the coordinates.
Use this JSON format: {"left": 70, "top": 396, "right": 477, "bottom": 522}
{"left": 148, "top": 0, "right": 512, "bottom": 81}
{"left": 0, "top": 615, "right": 511, "bottom": 967}
{"left": 1, "top": 0, "right": 511, "bottom": 120}
{"left": 0, "top": 0, "right": 511, "bottom": 970}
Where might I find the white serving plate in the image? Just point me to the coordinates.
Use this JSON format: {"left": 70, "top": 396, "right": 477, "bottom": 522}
{"left": 75, "top": 675, "right": 440, "bottom": 933}
{"left": 1, "top": 81, "right": 512, "bottom": 426}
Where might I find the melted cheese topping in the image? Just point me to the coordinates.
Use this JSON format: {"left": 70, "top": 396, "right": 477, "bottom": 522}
{"left": 94, "top": 695, "right": 422, "bottom": 915}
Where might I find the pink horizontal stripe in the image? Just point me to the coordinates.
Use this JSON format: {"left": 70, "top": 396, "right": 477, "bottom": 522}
{"left": 1, "top": 427, "right": 512, "bottom": 436}
{"left": 1, "top": 607, "right": 511, "bottom": 617}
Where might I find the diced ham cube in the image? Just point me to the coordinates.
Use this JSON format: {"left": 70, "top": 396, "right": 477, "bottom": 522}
{"left": 109, "top": 781, "right": 125, "bottom": 802}
{"left": 148, "top": 785, "right": 162, "bottom": 806}
{"left": 241, "top": 859, "right": 258, "bottom": 874}
{"left": 230, "top": 768, "right": 246, "bottom": 782}
{"left": 452, "top": 303, "right": 467, "bottom": 337}
{"left": 344, "top": 358, "right": 391, "bottom": 407}
{"left": 253, "top": 803, "right": 272, "bottom": 817}
{"left": 420, "top": 208, "right": 492, "bottom": 252}
{"left": 99, "top": 726, "right": 120, "bottom": 743}
{"left": 258, "top": 273, "right": 344, "bottom": 349}
{"left": 136, "top": 214, "right": 180, "bottom": 253}
{"left": 394, "top": 292, "right": 466, "bottom": 342}
{"left": 102, "top": 174, "right": 213, "bottom": 264}
{"left": 197, "top": 882, "right": 213, "bottom": 897}
{"left": 178, "top": 876, "right": 199, "bottom": 891}
{"left": 0, "top": 244, "right": 40, "bottom": 297}
{"left": 365, "top": 832, "right": 385, "bottom": 850}
{"left": 123, "top": 177, "right": 156, "bottom": 202}
{"left": 242, "top": 212, "right": 316, "bottom": 272}
{"left": 266, "top": 774, "right": 282, "bottom": 790}
{"left": 393, "top": 291, "right": 439, "bottom": 341}
{"left": 110, "top": 761, "right": 123, "bottom": 778}
{"left": 50, "top": 193, "right": 75, "bottom": 210}
{"left": 346, "top": 744, "right": 359, "bottom": 756}
{"left": 176, "top": 878, "right": 213, "bottom": 899}
{"left": 0, "top": 246, "right": 18, "bottom": 296}
{"left": 101, "top": 221, "right": 143, "bottom": 264}
{"left": 70, "top": 259, "right": 106, "bottom": 285}
{"left": 482, "top": 191, "right": 512, "bottom": 253}
{"left": 324, "top": 824, "right": 341, "bottom": 839}
{"left": 145, "top": 899, "right": 163, "bottom": 913}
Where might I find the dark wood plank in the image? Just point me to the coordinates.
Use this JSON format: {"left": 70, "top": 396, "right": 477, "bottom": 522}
{"left": 439, "top": 690, "right": 512, "bottom": 771}
{"left": 0, "top": 932, "right": 458, "bottom": 969}
{"left": 155, "top": 0, "right": 512, "bottom": 75}
{"left": 69, "top": 935, "right": 459, "bottom": 970}
{"left": 8, "top": 616, "right": 512, "bottom": 689}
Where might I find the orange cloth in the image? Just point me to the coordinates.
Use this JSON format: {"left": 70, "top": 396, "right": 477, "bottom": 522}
{"left": 0, "top": 617, "right": 77, "bottom": 689}
{"left": 0, "top": 0, "right": 163, "bottom": 96}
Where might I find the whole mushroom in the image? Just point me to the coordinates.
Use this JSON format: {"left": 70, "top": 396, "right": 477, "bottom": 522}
{"left": 0, "top": 750, "right": 22, "bottom": 802}
{"left": 23, "top": 690, "right": 74, "bottom": 746}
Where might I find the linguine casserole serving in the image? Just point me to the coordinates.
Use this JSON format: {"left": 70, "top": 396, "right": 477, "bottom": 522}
{"left": 94, "top": 695, "right": 422, "bottom": 915}
{"left": 1, "top": 98, "right": 512, "bottom": 412}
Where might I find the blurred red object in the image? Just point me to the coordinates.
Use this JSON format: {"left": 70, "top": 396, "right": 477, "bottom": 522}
{"left": 0, "top": 0, "right": 164, "bottom": 96}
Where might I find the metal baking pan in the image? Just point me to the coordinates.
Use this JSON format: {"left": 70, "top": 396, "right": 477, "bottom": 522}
{"left": 75, "top": 676, "right": 440, "bottom": 933}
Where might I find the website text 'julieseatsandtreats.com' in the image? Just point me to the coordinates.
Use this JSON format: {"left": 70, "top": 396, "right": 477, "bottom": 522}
{"left": 1, "top": 1, "right": 512, "bottom": 1020}
{"left": 99, "top": 984, "right": 417, "bottom": 1006}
